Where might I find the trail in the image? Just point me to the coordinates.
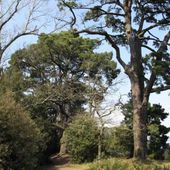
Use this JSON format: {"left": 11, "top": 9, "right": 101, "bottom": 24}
{"left": 45, "top": 154, "right": 88, "bottom": 170}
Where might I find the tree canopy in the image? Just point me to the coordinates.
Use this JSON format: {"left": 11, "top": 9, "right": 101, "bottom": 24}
{"left": 0, "top": 30, "right": 120, "bottom": 162}
{"left": 6, "top": 31, "right": 119, "bottom": 124}
{"left": 122, "top": 98, "right": 170, "bottom": 160}
{"left": 59, "top": 0, "right": 170, "bottom": 159}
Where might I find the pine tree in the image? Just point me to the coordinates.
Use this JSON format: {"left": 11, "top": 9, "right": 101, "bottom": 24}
{"left": 122, "top": 99, "right": 170, "bottom": 160}
{"left": 59, "top": 0, "right": 170, "bottom": 159}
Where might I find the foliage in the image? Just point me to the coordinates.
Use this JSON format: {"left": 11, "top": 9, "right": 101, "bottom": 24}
{"left": 59, "top": 0, "right": 170, "bottom": 159}
{"left": 64, "top": 114, "right": 99, "bottom": 163}
{"left": 2, "top": 30, "right": 119, "bottom": 158}
{"left": 104, "top": 125, "right": 133, "bottom": 158}
{"left": 0, "top": 91, "right": 46, "bottom": 170}
{"left": 164, "top": 144, "right": 170, "bottom": 160}
{"left": 122, "top": 100, "right": 170, "bottom": 160}
{"left": 7, "top": 30, "right": 119, "bottom": 123}
{"left": 89, "top": 158, "right": 170, "bottom": 170}
{"left": 34, "top": 118, "right": 61, "bottom": 163}
{"left": 147, "top": 105, "right": 169, "bottom": 160}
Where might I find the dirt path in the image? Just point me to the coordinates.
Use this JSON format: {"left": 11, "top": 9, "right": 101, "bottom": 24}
{"left": 53, "top": 165, "right": 86, "bottom": 170}
{"left": 45, "top": 154, "right": 88, "bottom": 170}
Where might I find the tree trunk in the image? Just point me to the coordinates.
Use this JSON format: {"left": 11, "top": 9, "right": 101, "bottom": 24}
{"left": 132, "top": 97, "right": 147, "bottom": 159}
{"left": 59, "top": 131, "right": 67, "bottom": 155}
{"left": 98, "top": 126, "right": 103, "bottom": 160}
{"left": 128, "top": 36, "right": 147, "bottom": 159}
{"left": 98, "top": 135, "right": 102, "bottom": 160}
{"left": 131, "top": 80, "right": 147, "bottom": 159}
{"left": 0, "top": 48, "right": 3, "bottom": 79}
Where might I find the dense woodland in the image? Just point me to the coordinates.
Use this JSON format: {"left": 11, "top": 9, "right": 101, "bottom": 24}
{"left": 0, "top": 0, "right": 170, "bottom": 170}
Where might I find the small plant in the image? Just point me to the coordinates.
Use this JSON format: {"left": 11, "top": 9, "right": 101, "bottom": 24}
{"left": 89, "top": 158, "right": 170, "bottom": 170}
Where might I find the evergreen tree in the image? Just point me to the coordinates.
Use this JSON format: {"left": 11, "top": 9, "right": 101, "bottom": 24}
{"left": 2, "top": 31, "right": 119, "bottom": 156}
{"left": 59, "top": 0, "right": 170, "bottom": 159}
{"left": 122, "top": 100, "right": 170, "bottom": 160}
{"left": 7, "top": 31, "right": 119, "bottom": 124}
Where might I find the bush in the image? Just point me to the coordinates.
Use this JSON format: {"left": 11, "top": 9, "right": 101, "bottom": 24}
{"left": 103, "top": 125, "right": 133, "bottom": 157}
{"left": 0, "top": 91, "right": 46, "bottom": 170}
{"left": 64, "top": 114, "right": 99, "bottom": 163}
{"left": 89, "top": 158, "right": 170, "bottom": 170}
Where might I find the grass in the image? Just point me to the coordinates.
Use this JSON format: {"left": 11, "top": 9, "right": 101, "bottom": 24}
{"left": 41, "top": 162, "right": 90, "bottom": 170}
{"left": 88, "top": 158, "right": 170, "bottom": 170}
{"left": 41, "top": 158, "right": 170, "bottom": 170}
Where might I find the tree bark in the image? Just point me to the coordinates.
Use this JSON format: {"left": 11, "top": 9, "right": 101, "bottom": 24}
{"left": 59, "top": 130, "right": 67, "bottom": 155}
{"left": 133, "top": 106, "right": 147, "bottom": 159}
{"left": 131, "top": 83, "right": 147, "bottom": 159}
{"left": 98, "top": 126, "right": 104, "bottom": 160}
{"left": 128, "top": 36, "right": 148, "bottom": 159}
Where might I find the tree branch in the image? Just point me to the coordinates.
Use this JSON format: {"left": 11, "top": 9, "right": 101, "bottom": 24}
{"left": 77, "top": 29, "right": 127, "bottom": 70}
{"left": 142, "top": 45, "right": 157, "bottom": 53}
{"left": 151, "top": 85, "right": 170, "bottom": 93}
{"left": 144, "top": 31, "right": 170, "bottom": 101}
{"left": 137, "top": 0, "right": 145, "bottom": 34}
{"left": 140, "top": 20, "right": 170, "bottom": 37}
{"left": 96, "top": 7, "right": 124, "bottom": 17}
{"left": 0, "top": 0, "right": 57, "bottom": 62}
{"left": 100, "top": 0, "right": 124, "bottom": 10}
{"left": 1, "top": 29, "right": 39, "bottom": 58}
{"left": 123, "top": 0, "right": 133, "bottom": 40}
{"left": 0, "top": 0, "right": 21, "bottom": 31}
{"left": 61, "top": 0, "right": 76, "bottom": 28}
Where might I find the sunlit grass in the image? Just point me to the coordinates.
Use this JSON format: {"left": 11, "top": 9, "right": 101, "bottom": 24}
{"left": 41, "top": 158, "right": 170, "bottom": 170}
{"left": 88, "top": 158, "right": 170, "bottom": 170}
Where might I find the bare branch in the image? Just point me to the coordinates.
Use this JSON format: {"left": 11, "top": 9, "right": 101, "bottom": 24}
{"left": 148, "top": 31, "right": 160, "bottom": 41}
{"left": 1, "top": 29, "right": 39, "bottom": 57}
{"left": 0, "top": 0, "right": 58, "bottom": 62}
{"left": 0, "top": 0, "right": 21, "bottom": 31}
{"left": 61, "top": 0, "right": 76, "bottom": 28}
{"left": 0, "top": 1, "right": 16, "bottom": 19}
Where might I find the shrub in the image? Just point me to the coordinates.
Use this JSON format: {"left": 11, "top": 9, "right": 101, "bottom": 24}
{"left": 64, "top": 114, "right": 99, "bottom": 163}
{"left": 89, "top": 158, "right": 170, "bottom": 170}
{"left": 0, "top": 91, "right": 46, "bottom": 169}
{"left": 103, "top": 125, "right": 133, "bottom": 157}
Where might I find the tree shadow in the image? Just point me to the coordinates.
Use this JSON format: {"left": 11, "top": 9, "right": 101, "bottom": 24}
{"left": 50, "top": 154, "right": 71, "bottom": 166}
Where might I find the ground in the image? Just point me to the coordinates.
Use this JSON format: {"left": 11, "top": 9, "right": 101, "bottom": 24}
{"left": 42, "top": 155, "right": 170, "bottom": 170}
{"left": 42, "top": 154, "right": 88, "bottom": 170}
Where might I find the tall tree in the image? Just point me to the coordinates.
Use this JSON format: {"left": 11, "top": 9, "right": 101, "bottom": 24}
{"left": 3, "top": 31, "right": 119, "bottom": 154}
{"left": 7, "top": 31, "right": 119, "bottom": 122}
{"left": 122, "top": 99, "right": 170, "bottom": 160}
{"left": 59, "top": 0, "right": 170, "bottom": 159}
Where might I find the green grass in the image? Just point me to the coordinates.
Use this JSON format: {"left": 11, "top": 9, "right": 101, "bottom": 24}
{"left": 88, "top": 158, "right": 170, "bottom": 170}
{"left": 41, "top": 158, "right": 170, "bottom": 170}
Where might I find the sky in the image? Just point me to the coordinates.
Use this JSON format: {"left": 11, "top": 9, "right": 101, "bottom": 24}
{"left": 1, "top": 0, "right": 170, "bottom": 138}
